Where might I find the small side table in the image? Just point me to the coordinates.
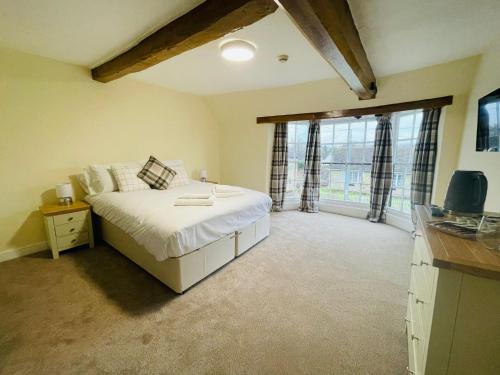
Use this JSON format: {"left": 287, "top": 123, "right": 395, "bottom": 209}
{"left": 39, "top": 201, "right": 94, "bottom": 259}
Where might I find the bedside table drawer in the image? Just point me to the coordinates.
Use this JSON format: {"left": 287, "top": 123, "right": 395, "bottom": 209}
{"left": 57, "top": 232, "right": 88, "bottom": 250}
{"left": 54, "top": 210, "right": 89, "bottom": 226}
{"left": 55, "top": 221, "right": 88, "bottom": 237}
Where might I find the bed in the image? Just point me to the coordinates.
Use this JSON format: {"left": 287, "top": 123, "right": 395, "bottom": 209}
{"left": 86, "top": 181, "right": 272, "bottom": 293}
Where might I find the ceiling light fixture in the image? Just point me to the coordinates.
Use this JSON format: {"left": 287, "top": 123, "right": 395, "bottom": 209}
{"left": 220, "top": 39, "right": 256, "bottom": 62}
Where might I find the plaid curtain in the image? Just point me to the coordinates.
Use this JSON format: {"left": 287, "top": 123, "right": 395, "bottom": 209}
{"left": 270, "top": 122, "right": 288, "bottom": 211}
{"left": 299, "top": 120, "right": 321, "bottom": 213}
{"left": 367, "top": 114, "right": 393, "bottom": 223}
{"left": 411, "top": 108, "right": 441, "bottom": 220}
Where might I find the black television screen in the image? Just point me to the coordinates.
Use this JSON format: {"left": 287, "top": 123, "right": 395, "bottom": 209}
{"left": 477, "top": 88, "right": 500, "bottom": 152}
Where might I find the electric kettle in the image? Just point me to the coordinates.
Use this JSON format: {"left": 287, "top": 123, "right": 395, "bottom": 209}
{"left": 444, "top": 170, "right": 488, "bottom": 215}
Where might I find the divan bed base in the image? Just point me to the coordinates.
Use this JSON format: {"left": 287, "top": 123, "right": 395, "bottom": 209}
{"left": 99, "top": 214, "right": 270, "bottom": 293}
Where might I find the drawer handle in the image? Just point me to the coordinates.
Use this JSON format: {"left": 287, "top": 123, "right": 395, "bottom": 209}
{"left": 411, "top": 334, "right": 420, "bottom": 341}
{"left": 68, "top": 217, "right": 74, "bottom": 222}
{"left": 416, "top": 298, "right": 425, "bottom": 304}
{"left": 407, "top": 289, "right": 414, "bottom": 295}
{"left": 406, "top": 366, "right": 416, "bottom": 374}
{"left": 71, "top": 239, "right": 77, "bottom": 243}
{"left": 70, "top": 228, "right": 75, "bottom": 232}
{"left": 410, "top": 262, "right": 418, "bottom": 267}
{"left": 404, "top": 317, "right": 412, "bottom": 323}
{"left": 237, "top": 231, "right": 242, "bottom": 235}
{"left": 420, "top": 260, "right": 430, "bottom": 266}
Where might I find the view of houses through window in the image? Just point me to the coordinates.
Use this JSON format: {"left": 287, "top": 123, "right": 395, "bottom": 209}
{"left": 286, "top": 109, "right": 423, "bottom": 214}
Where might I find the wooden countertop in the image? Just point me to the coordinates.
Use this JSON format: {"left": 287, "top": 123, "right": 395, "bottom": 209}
{"left": 39, "top": 201, "right": 90, "bottom": 216}
{"left": 416, "top": 205, "right": 500, "bottom": 281}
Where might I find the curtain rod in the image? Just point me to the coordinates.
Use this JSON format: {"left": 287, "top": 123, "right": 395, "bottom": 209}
{"left": 256, "top": 95, "right": 453, "bottom": 124}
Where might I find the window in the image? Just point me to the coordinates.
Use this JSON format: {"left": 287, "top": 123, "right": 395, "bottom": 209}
{"left": 286, "top": 121, "right": 309, "bottom": 198}
{"left": 320, "top": 117, "right": 377, "bottom": 203}
{"left": 484, "top": 101, "right": 500, "bottom": 151}
{"left": 389, "top": 110, "right": 423, "bottom": 213}
{"left": 285, "top": 111, "right": 423, "bottom": 214}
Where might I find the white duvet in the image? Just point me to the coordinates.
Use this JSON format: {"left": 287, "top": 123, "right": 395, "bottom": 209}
{"left": 86, "top": 182, "right": 272, "bottom": 261}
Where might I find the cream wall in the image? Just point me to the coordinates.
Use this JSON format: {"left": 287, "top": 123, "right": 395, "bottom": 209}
{"left": 0, "top": 47, "right": 220, "bottom": 255}
{"left": 457, "top": 41, "right": 500, "bottom": 211}
{"left": 207, "top": 57, "right": 480, "bottom": 204}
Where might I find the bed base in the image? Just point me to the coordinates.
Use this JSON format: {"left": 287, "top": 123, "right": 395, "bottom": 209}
{"left": 99, "top": 214, "right": 270, "bottom": 293}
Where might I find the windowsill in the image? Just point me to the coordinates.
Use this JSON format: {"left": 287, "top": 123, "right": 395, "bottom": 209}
{"left": 282, "top": 198, "right": 413, "bottom": 232}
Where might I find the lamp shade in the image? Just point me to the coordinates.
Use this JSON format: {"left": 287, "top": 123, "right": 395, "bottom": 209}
{"left": 56, "top": 183, "right": 73, "bottom": 199}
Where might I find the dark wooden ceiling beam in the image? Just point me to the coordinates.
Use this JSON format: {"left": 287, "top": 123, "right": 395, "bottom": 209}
{"left": 256, "top": 95, "right": 454, "bottom": 123}
{"left": 92, "top": 0, "right": 278, "bottom": 83}
{"left": 276, "top": 0, "right": 377, "bottom": 100}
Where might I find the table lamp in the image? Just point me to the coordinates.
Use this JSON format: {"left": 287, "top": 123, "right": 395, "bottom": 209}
{"left": 56, "top": 183, "right": 73, "bottom": 205}
{"left": 200, "top": 169, "right": 208, "bottom": 182}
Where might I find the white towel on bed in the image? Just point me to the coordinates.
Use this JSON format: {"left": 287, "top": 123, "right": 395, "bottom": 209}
{"left": 214, "top": 184, "right": 243, "bottom": 194}
{"left": 174, "top": 196, "right": 215, "bottom": 206}
{"left": 178, "top": 193, "right": 213, "bottom": 199}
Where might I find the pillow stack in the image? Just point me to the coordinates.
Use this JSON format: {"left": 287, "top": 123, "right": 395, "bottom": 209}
{"left": 77, "top": 157, "right": 191, "bottom": 194}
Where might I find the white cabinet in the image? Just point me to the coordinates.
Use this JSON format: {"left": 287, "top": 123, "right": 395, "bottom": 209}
{"left": 407, "top": 232, "right": 500, "bottom": 375}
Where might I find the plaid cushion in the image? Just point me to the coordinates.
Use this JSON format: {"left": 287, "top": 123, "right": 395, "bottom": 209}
{"left": 138, "top": 156, "right": 177, "bottom": 190}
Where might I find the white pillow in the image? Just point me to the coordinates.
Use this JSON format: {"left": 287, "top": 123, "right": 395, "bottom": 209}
{"left": 88, "top": 161, "right": 147, "bottom": 194}
{"left": 111, "top": 165, "right": 151, "bottom": 192}
{"left": 165, "top": 161, "right": 191, "bottom": 188}
{"left": 88, "top": 164, "right": 117, "bottom": 194}
{"left": 76, "top": 169, "right": 98, "bottom": 196}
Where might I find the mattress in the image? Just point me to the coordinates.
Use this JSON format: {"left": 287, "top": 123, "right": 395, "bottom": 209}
{"left": 86, "top": 182, "right": 272, "bottom": 261}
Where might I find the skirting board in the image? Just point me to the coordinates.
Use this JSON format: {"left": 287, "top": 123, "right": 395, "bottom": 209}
{"left": 0, "top": 241, "right": 48, "bottom": 263}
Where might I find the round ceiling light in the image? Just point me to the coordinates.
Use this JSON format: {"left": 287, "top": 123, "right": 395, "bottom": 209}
{"left": 220, "top": 40, "right": 256, "bottom": 62}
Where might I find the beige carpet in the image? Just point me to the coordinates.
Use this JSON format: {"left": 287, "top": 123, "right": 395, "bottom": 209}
{"left": 0, "top": 211, "right": 413, "bottom": 375}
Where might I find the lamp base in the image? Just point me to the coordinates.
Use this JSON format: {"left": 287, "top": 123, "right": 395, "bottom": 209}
{"left": 58, "top": 197, "right": 73, "bottom": 206}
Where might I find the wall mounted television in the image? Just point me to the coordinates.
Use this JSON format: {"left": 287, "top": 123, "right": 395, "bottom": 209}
{"left": 476, "top": 88, "right": 500, "bottom": 152}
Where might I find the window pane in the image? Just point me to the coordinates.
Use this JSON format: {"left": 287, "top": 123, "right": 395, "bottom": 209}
{"left": 366, "top": 121, "right": 377, "bottom": 142}
{"left": 321, "top": 124, "right": 334, "bottom": 144}
{"left": 320, "top": 167, "right": 330, "bottom": 187}
{"left": 396, "top": 140, "right": 412, "bottom": 163}
{"left": 364, "top": 142, "right": 374, "bottom": 163}
{"left": 334, "top": 123, "right": 348, "bottom": 143}
{"left": 398, "top": 115, "right": 414, "bottom": 135}
{"left": 321, "top": 144, "right": 333, "bottom": 163}
{"left": 297, "top": 143, "right": 307, "bottom": 162}
{"left": 351, "top": 122, "right": 365, "bottom": 142}
{"left": 288, "top": 124, "right": 296, "bottom": 143}
{"left": 414, "top": 112, "right": 423, "bottom": 137}
{"left": 296, "top": 125, "right": 308, "bottom": 143}
{"left": 348, "top": 182, "right": 361, "bottom": 202}
{"left": 288, "top": 143, "right": 296, "bottom": 161}
{"left": 350, "top": 143, "right": 363, "bottom": 163}
{"left": 398, "top": 119, "right": 413, "bottom": 139}
{"left": 333, "top": 144, "right": 348, "bottom": 163}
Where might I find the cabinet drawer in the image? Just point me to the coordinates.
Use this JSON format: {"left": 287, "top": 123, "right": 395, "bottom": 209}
{"left": 255, "top": 214, "right": 270, "bottom": 243}
{"left": 236, "top": 223, "right": 256, "bottom": 256}
{"left": 53, "top": 210, "right": 89, "bottom": 226}
{"left": 55, "top": 221, "right": 88, "bottom": 237}
{"left": 56, "top": 232, "right": 88, "bottom": 250}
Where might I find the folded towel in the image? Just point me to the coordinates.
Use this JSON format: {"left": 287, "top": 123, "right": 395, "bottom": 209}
{"left": 174, "top": 197, "right": 215, "bottom": 206}
{"left": 214, "top": 184, "right": 243, "bottom": 194}
{"left": 178, "top": 193, "right": 213, "bottom": 199}
{"left": 215, "top": 191, "right": 244, "bottom": 198}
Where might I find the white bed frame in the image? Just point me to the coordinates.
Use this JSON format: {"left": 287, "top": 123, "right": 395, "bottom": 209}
{"left": 99, "top": 214, "right": 270, "bottom": 293}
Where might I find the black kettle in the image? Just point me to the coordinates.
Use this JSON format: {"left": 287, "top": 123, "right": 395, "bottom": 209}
{"left": 444, "top": 170, "right": 488, "bottom": 214}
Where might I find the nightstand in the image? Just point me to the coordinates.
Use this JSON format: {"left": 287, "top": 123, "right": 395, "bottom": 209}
{"left": 39, "top": 201, "right": 94, "bottom": 259}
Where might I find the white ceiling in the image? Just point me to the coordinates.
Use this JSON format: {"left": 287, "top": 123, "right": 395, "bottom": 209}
{"left": 0, "top": 0, "right": 205, "bottom": 67}
{"left": 349, "top": 0, "right": 500, "bottom": 77}
{"left": 131, "top": 9, "right": 336, "bottom": 95}
{"left": 1, "top": 0, "right": 500, "bottom": 95}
